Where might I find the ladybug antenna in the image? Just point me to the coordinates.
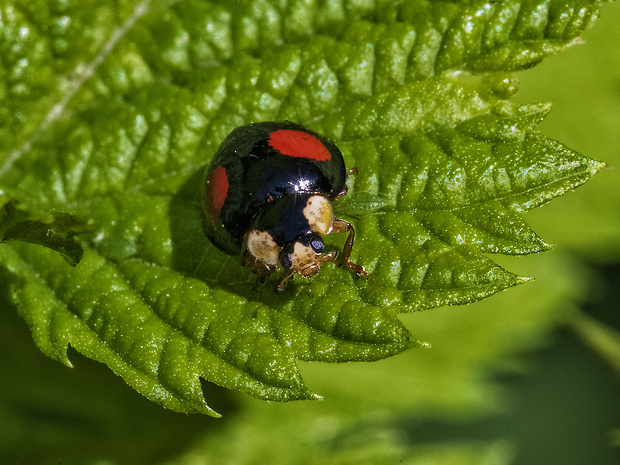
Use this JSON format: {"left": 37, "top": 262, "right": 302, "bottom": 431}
{"left": 276, "top": 250, "right": 339, "bottom": 292}
{"left": 276, "top": 271, "right": 296, "bottom": 293}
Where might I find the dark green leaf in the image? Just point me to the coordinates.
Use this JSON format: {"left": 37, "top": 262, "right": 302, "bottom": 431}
{"left": 0, "top": 195, "right": 89, "bottom": 265}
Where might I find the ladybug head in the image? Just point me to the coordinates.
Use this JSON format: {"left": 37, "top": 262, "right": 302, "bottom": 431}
{"left": 277, "top": 232, "right": 337, "bottom": 278}
{"left": 243, "top": 194, "right": 338, "bottom": 288}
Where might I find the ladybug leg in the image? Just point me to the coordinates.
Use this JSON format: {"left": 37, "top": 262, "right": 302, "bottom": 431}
{"left": 276, "top": 271, "right": 297, "bottom": 293}
{"left": 331, "top": 218, "right": 369, "bottom": 278}
{"left": 332, "top": 168, "right": 358, "bottom": 201}
{"left": 331, "top": 184, "right": 348, "bottom": 201}
{"left": 242, "top": 249, "right": 276, "bottom": 282}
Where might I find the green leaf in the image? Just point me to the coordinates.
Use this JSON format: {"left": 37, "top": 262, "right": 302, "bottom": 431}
{"left": 0, "top": 0, "right": 607, "bottom": 415}
{"left": 517, "top": 0, "right": 620, "bottom": 261}
{"left": 0, "top": 193, "right": 89, "bottom": 265}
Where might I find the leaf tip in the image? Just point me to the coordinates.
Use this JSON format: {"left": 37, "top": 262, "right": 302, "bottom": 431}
{"left": 409, "top": 338, "right": 431, "bottom": 349}
{"left": 193, "top": 389, "right": 223, "bottom": 417}
{"left": 60, "top": 355, "right": 74, "bottom": 369}
{"left": 296, "top": 389, "right": 323, "bottom": 402}
{"left": 290, "top": 384, "right": 323, "bottom": 402}
{"left": 208, "top": 409, "right": 223, "bottom": 419}
{"left": 195, "top": 404, "right": 222, "bottom": 418}
{"left": 539, "top": 240, "right": 555, "bottom": 252}
{"left": 569, "top": 37, "right": 586, "bottom": 47}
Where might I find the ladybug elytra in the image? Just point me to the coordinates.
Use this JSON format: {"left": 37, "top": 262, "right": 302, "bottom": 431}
{"left": 201, "top": 121, "right": 368, "bottom": 291}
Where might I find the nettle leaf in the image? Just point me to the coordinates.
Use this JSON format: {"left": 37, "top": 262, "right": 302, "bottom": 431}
{"left": 0, "top": 0, "right": 606, "bottom": 415}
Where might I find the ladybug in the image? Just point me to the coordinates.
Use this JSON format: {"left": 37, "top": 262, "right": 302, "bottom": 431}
{"left": 201, "top": 121, "right": 368, "bottom": 291}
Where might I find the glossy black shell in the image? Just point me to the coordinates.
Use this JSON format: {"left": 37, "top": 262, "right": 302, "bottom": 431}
{"left": 202, "top": 121, "right": 347, "bottom": 255}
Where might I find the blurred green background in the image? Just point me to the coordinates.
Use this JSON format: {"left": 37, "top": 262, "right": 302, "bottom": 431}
{"left": 1, "top": 2, "right": 619, "bottom": 464}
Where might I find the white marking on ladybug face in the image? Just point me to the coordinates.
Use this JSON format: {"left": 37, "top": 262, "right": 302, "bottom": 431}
{"left": 289, "top": 242, "right": 321, "bottom": 277}
{"left": 303, "top": 195, "right": 334, "bottom": 236}
{"left": 246, "top": 230, "right": 280, "bottom": 266}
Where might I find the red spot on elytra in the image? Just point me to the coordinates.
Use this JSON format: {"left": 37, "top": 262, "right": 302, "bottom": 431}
{"left": 268, "top": 129, "right": 332, "bottom": 162}
{"left": 205, "top": 166, "right": 229, "bottom": 218}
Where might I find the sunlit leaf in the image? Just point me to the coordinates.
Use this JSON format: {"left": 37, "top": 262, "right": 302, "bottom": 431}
{"left": 0, "top": 0, "right": 606, "bottom": 415}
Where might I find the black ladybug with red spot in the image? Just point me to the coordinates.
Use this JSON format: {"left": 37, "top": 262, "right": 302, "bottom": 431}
{"left": 201, "top": 121, "right": 368, "bottom": 291}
